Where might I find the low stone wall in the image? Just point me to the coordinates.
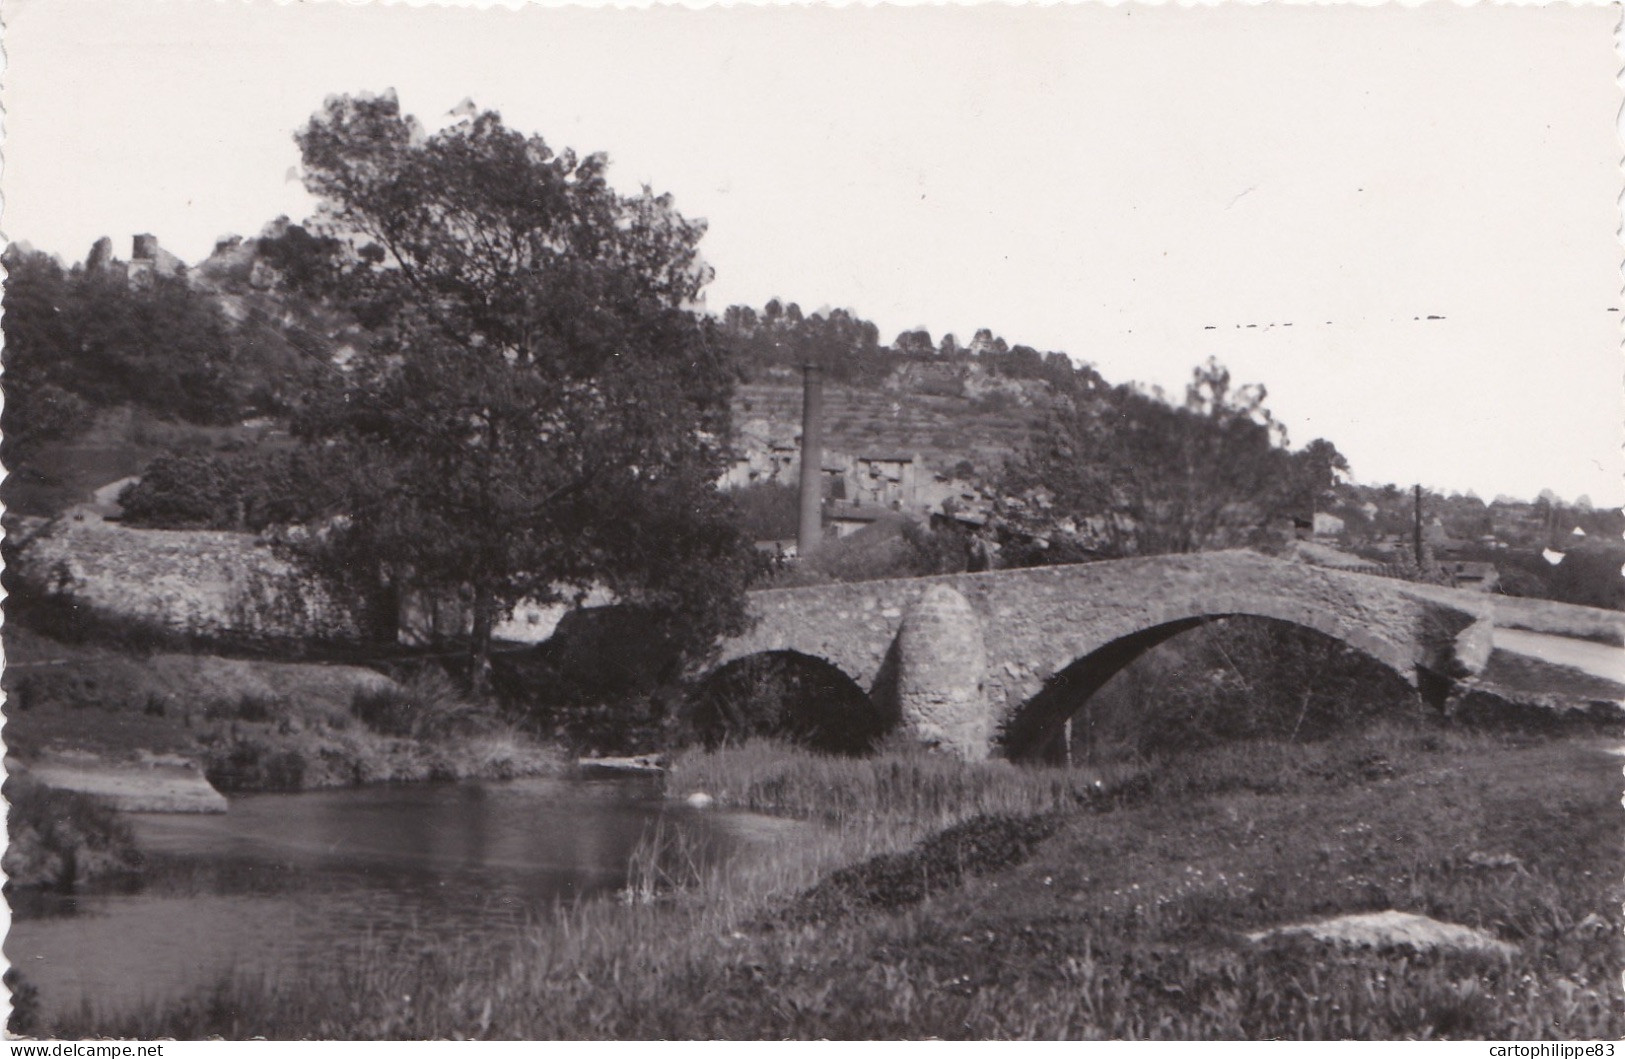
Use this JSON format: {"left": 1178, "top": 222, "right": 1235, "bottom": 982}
{"left": 1475, "top": 592, "right": 1621, "bottom": 646}
{"left": 10, "top": 521, "right": 376, "bottom": 647}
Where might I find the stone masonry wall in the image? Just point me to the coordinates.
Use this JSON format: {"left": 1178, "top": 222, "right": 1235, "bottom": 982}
{"left": 11, "top": 522, "right": 372, "bottom": 646}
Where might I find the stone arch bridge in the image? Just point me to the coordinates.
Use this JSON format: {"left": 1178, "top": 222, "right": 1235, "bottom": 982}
{"left": 711, "top": 551, "right": 1494, "bottom": 760}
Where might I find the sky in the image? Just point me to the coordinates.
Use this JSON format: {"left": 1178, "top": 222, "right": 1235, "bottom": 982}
{"left": 3, "top": 0, "right": 1621, "bottom": 506}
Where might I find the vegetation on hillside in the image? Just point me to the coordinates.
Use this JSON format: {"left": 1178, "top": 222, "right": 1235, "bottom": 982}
{"left": 716, "top": 298, "right": 1098, "bottom": 398}
{"left": 998, "top": 359, "right": 1346, "bottom": 558}
{"left": 0, "top": 247, "right": 302, "bottom": 474}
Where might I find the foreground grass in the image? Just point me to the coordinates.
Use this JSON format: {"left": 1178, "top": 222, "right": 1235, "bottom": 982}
{"left": 47, "top": 722, "right": 1623, "bottom": 1041}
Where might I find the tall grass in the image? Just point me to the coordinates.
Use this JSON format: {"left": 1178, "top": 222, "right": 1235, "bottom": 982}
{"left": 621, "top": 818, "right": 725, "bottom": 904}
{"left": 668, "top": 739, "right": 1113, "bottom": 827}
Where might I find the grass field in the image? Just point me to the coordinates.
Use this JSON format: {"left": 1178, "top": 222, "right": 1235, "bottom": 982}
{"left": 46, "top": 720, "right": 1623, "bottom": 1041}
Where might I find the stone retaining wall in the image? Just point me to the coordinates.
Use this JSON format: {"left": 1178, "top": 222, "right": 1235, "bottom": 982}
{"left": 10, "top": 521, "right": 376, "bottom": 647}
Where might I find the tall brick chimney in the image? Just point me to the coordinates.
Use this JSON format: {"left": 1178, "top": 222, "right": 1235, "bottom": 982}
{"left": 797, "top": 362, "right": 825, "bottom": 558}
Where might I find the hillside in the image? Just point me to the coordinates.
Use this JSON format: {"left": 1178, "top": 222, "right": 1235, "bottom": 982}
{"left": 7, "top": 229, "right": 1616, "bottom": 614}
{"left": 731, "top": 378, "right": 1044, "bottom": 479}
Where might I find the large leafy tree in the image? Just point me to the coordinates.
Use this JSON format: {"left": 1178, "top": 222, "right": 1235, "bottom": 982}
{"left": 274, "top": 92, "right": 753, "bottom": 687}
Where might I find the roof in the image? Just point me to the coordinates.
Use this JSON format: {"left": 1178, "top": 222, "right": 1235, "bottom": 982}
{"left": 826, "top": 502, "right": 890, "bottom": 524}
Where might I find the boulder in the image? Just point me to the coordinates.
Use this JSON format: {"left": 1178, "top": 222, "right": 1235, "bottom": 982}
{"left": 1248, "top": 909, "right": 1516, "bottom": 957}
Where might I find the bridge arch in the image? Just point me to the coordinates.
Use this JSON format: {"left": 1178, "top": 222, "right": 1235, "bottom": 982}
{"left": 997, "top": 599, "right": 1426, "bottom": 761}
{"left": 689, "top": 648, "right": 897, "bottom": 754}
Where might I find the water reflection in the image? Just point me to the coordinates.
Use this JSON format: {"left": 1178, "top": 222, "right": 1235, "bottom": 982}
{"left": 6, "top": 776, "right": 802, "bottom": 1023}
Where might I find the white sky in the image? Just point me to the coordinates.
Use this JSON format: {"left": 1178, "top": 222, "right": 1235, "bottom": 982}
{"left": 3, "top": 0, "right": 1620, "bottom": 506}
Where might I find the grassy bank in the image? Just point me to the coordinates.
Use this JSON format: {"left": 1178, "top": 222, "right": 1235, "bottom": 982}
{"left": 55, "top": 721, "right": 1623, "bottom": 1040}
{"left": 3, "top": 625, "right": 564, "bottom": 796}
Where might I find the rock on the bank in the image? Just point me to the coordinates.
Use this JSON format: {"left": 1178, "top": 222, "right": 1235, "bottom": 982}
{"left": 21, "top": 753, "right": 229, "bottom": 813}
{"left": 1248, "top": 909, "right": 1517, "bottom": 957}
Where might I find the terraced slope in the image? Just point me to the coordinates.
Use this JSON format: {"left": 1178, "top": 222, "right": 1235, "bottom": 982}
{"left": 730, "top": 383, "right": 1047, "bottom": 476}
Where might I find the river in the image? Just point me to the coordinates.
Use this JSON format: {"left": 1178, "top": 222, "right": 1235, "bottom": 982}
{"left": 5, "top": 775, "right": 805, "bottom": 1024}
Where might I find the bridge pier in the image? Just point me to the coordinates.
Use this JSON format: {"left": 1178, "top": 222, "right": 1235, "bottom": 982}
{"left": 896, "top": 585, "right": 993, "bottom": 759}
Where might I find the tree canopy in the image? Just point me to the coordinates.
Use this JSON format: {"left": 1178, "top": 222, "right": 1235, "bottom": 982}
{"left": 1002, "top": 359, "right": 1343, "bottom": 557}
{"left": 0, "top": 247, "right": 259, "bottom": 466}
{"left": 269, "top": 92, "right": 754, "bottom": 684}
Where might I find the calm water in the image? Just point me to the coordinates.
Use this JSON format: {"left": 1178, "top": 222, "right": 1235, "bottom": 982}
{"left": 6, "top": 776, "right": 804, "bottom": 1023}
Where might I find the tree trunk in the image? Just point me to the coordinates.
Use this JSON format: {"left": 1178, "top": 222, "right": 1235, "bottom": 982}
{"left": 469, "top": 582, "right": 495, "bottom": 700}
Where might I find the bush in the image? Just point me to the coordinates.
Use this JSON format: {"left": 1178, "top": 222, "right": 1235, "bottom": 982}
{"left": 3, "top": 777, "right": 143, "bottom": 890}
{"left": 120, "top": 447, "right": 341, "bottom": 531}
{"left": 205, "top": 737, "right": 308, "bottom": 791}
{"left": 351, "top": 667, "right": 480, "bottom": 741}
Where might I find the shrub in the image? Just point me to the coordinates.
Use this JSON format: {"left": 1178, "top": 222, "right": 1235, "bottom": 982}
{"left": 352, "top": 666, "right": 481, "bottom": 741}
{"left": 233, "top": 692, "right": 276, "bottom": 723}
{"left": 3, "top": 776, "right": 142, "bottom": 890}
{"left": 119, "top": 446, "right": 343, "bottom": 531}
{"left": 205, "top": 737, "right": 307, "bottom": 791}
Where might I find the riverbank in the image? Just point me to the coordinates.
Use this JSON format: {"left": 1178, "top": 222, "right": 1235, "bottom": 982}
{"left": 58, "top": 719, "right": 1623, "bottom": 1040}
{"left": 3, "top": 625, "right": 566, "bottom": 805}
